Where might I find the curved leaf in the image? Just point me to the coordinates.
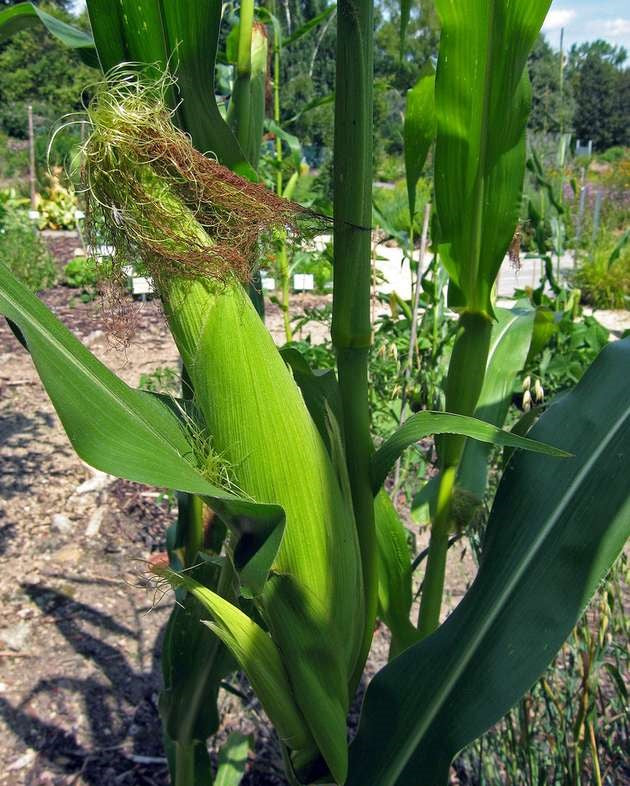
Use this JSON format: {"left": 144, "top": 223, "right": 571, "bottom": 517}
{"left": 281, "top": 4, "right": 337, "bottom": 47}
{"left": 0, "top": 2, "right": 98, "bottom": 67}
{"left": 375, "top": 490, "right": 418, "bottom": 657}
{"left": 215, "top": 733, "right": 251, "bottom": 786}
{"left": 160, "top": 561, "right": 235, "bottom": 745}
{"left": 347, "top": 338, "right": 630, "bottom": 785}
{"left": 265, "top": 119, "right": 302, "bottom": 169}
{"left": 0, "top": 263, "right": 283, "bottom": 594}
{"left": 371, "top": 410, "right": 568, "bottom": 494}
{"left": 458, "top": 306, "right": 535, "bottom": 500}
{"left": 434, "top": 0, "right": 552, "bottom": 314}
{"left": 160, "top": 569, "right": 318, "bottom": 767}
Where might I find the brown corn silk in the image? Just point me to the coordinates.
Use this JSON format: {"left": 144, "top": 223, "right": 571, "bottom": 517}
{"left": 80, "top": 71, "right": 317, "bottom": 287}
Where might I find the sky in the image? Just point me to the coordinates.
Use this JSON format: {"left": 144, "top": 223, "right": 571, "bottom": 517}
{"left": 543, "top": 0, "right": 630, "bottom": 53}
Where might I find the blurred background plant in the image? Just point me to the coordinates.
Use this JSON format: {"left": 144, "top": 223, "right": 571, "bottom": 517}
{"left": 0, "top": 193, "right": 57, "bottom": 290}
{"left": 62, "top": 254, "right": 98, "bottom": 301}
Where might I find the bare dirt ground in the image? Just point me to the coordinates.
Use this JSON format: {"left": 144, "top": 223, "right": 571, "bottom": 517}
{"left": 0, "top": 285, "right": 477, "bottom": 785}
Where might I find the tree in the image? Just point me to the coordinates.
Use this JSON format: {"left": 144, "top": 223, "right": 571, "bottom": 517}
{"left": 568, "top": 39, "right": 627, "bottom": 69}
{"left": 527, "top": 34, "right": 574, "bottom": 134}
{"left": 611, "top": 67, "right": 630, "bottom": 147}
{"left": 571, "top": 44, "right": 628, "bottom": 150}
{"left": 0, "top": 3, "right": 92, "bottom": 138}
{"left": 1, "top": 0, "right": 72, "bottom": 8}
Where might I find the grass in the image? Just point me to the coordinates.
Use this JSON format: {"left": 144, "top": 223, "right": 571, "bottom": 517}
{"left": 0, "top": 207, "right": 57, "bottom": 291}
{"left": 575, "top": 240, "right": 630, "bottom": 310}
{"left": 455, "top": 553, "right": 629, "bottom": 786}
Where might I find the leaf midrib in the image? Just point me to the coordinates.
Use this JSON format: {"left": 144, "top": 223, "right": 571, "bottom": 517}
{"left": 467, "top": 0, "right": 497, "bottom": 310}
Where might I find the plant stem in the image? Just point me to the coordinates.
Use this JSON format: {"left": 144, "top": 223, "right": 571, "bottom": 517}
{"left": 394, "top": 202, "right": 431, "bottom": 488}
{"left": 174, "top": 742, "right": 197, "bottom": 786}
{"left": 332, "top": 0, "right": 375, "bottom": 682}
{"left": 271, "top": 14, "right": 292, "bottom": 341}
{"left": 234, "top": 0, "right": 254, "bottom": 157}
{"left": 417, "top": 311, "right": 492, "bottom": 637}
{"left": 417, "top": 464, "right": 456, "bottom": 635}
{"left": 182, "top": 493, "right": 204, "bottom": 568}
{"left": 272, "top": 7, "right": 283, "bottom": 197}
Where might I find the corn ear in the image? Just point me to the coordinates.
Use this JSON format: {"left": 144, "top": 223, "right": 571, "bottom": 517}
{"left": 82, "top": 81, "right": 365, "bottom": 781}
{"left": 166, "top": 280, "right": 363, "bottom": 783}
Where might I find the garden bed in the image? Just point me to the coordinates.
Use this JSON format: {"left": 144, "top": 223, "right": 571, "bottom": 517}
{"left": 2, "top": 287, "right": 452, "bottom": 785}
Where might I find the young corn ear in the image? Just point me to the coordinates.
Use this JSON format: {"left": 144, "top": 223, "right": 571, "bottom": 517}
{"left": 82, "top": 73, "right": 364, "bottom": 783}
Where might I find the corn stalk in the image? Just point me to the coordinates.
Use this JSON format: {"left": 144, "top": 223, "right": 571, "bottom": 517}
{"left": 332, "top": 0, "right": 377, "bottom": 675}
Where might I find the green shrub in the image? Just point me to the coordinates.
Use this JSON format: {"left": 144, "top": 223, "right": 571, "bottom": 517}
{"left": 0, "top": 207, "right": 57, "bottom": 291}
{"left": 599, "top": 145, "right": 627, "bottom": 163}
{"left": 291, "top": 246, "right": 333, "bottom": 293}
{"left": 373, "top": 177, "right": 431, "bottom": 237}
{"left": 139, "top": 365, "right": 181, "bottom": 396}
{"left": 575, "top": 238, "right": 630, "bottom": 310}
{"left": 63, "top": 256, "right": 99, "bottom": 302}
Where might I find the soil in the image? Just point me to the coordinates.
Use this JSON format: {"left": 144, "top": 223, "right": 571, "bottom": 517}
{"left": 3, "top": 284, "right": 469, "bottom": 786}
{"left": 0, "top": 265, "right": 486, "bottom": 786}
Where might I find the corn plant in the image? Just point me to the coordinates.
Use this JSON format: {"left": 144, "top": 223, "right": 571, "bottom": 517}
{"left": 0, "top": 2, "right": 628, "bottom": 786}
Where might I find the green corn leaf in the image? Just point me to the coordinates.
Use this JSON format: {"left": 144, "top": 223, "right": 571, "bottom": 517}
{"left": 371, "top": 410, "right": 569, "bottom": 494}
{"left": 285, "top": 92, "right": 334, "bottom": 125}
{"left": 375, "top": 490, "right": 418, "bottom": 658}
{"left": 282, "top": 170, "right": 300, "bottom": 200}
{"left": 404, "top": 64, "right": 436, "bottom": 222}
{"left": 262, "top": 573, "right": 350, "bottom": 785}
{"left": 400, "top": 0, "right": 412, "bottom": 57}
{"left": 85, "top": 0, "right": 255, "bottom": 178}
{"left": 161, "top": 570, "right": 319, "bottom": 770}
{"left": 0, "top": 2, "right": 98, "bottom": 67}
{"left": 0, "top": 264, "right": 284, "bottom": 595}
{"left": 281, "top": 4, "right": 337, "bottom": 47}
{"left": 434, "top": 0, "right": 552, "bottom": 314}
{"left": 228, "top": 12, "right": 268, "bottom": 169}
{"left": 458, "top": 306, "right": 536, "bottom": 500}
{"left": 160, "top": 561, "right": 235, "bottom": 746}
{"left": 526, "top": 306, "right": 558, "bottom": 362}
{"left": 280, "top": 347, "right": 343, "bottom": 453}
{"left": 265, "top": 119, "right": 303, "bottom": 169}
{"left": 215, "top": 733, "right": 251, "bottom": 786}
{"left": 410, "top": 472, "right": 440, "bottom": 523}
{"left": 347, "top": 338, "right": 630, "bottom": 786}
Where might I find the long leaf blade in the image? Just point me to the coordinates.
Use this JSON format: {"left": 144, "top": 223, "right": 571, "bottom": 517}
{"left": 371, "top": 410, "right": 568, "bottom": 494}
{"left": 434, "top": 0, "right": 551, "bottom": 314}
{"left": 281, "top": 4, "right": 336, "bottom": 47}
{"left": 0, "top": 264, "right": 284, "bottom": 592}
{"left": 458, "top": 306, "right": 535, "bottom": 500}
{"left": 0, "top": 1, "right": 98, "bottom": 66}
{"left": 404, "top": 65, "right": 436, "bottom": 221}
{"left": 348, "top": 338, "right": 630, "bottom": 785}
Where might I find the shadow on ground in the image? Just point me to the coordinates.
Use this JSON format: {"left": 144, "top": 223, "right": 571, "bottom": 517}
{"left": 0, "top": 410, "right": 71, "bottom": 502}
{"left": 0, "top": 581, "right": 170, "bottom": 786}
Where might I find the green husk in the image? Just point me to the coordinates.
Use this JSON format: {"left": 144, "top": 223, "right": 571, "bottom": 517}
{"left": 82, "top": 70, "right": 364, "bottom": 782}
